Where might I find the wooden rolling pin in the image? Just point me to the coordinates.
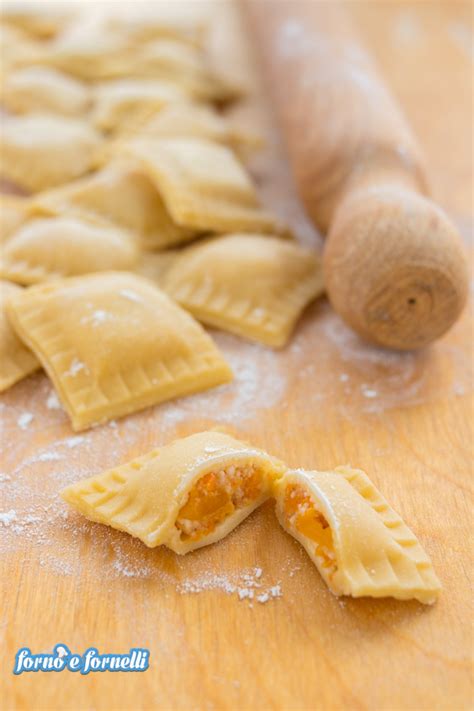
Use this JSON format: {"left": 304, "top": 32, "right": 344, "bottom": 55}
{"left": 242, "top": 0, "right": 468, "bottom": 350}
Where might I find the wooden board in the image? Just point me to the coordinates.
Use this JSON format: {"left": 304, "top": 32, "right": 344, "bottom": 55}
{"left": 2, "top": 2, "right": 473, "bottom": 709}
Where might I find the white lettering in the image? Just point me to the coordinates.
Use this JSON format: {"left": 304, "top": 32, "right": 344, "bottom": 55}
{"left": 83, "top": 649, "right": 96, "bottom": 674}
{"left": 13, "top": 646, "right": 150, "bottom": 674}
{"left": 69, "top": 655, "right": 81, "bottom": 671}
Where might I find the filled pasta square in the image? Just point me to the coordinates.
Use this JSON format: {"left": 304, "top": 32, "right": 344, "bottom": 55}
{"left": 6, "top": 273, "right": 232, "bottom": 430}
{"left": 163, "top": 233, "right": 324, "bottom": 347}
{"left": 0, "top": 216, "right": 138, "bottom": 285}
{"left": 117, "top": 136, "right": 286, "bottom": 235}
{"left": 30, "top": 162, "right": 199, "bottom": 251}
{"left": 0, "top": 114, "right": 102, "bottom": 192}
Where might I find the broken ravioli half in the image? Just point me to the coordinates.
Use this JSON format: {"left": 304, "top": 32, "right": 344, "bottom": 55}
{"left": 117, "top": 137, "right": 286, "bottom": 236}
{"left": 61, "top": 430, "right": 286, "bottom": 553}
{"left": 274, "top": 468, "right": 441, "bottom": 604}
{"left": 0, "top": 114, "right": 102, "bottom": 192}
{"left": 0, "top": 281, "right": 39, "bottom": 392}
{"left": 2, "top": 66, "right": 91, "bottom": 116}
{"left": 0, "top": 194, "right": 29, "bottom": 243}
{"left": 0, "top": 216, "right": 138, "bottom": 285}
{"left": 6, "top": 273, "right": 232, "bottom": 430}
{"left": 92, "top": 79, "right": 187, "bottom": 133}
{"left": 30, "top": 162, "right": 198, "bottom": 251}
{"left": 163, "top": 234, "right": 324, "bottom": 347}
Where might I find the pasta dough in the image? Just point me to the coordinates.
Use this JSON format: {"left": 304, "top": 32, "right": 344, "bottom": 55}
{"left": 137, "top": 250, "right": 182, "bottom": 286}
{"left": 0, "top": 216, "right": 138, "bottom": 284}
{"left": 1, "top": 1, "right": 73, "bottom": 38}
{"left": 118, "top": 101, "right": 261, "bottom": 155}
{"left": 0, "top": 280, "right": 39, "bottom": 392}
{"left": 61, "top": 430, "right": 286, "bottom": 553}
{"left": 0, "top": 24, "right": 42, "bottom": 73}
{"left": 0, "top": 114, "right": 102, "bottom": 192}
{"left": 6, "top": 273, "right": 232, "bottom": 430}
{"left": 92, "top": 79, "right": 186, "bottom": 132}
{"left": 116, "top": 137, "right": 286, "bottom": 235}
{"left": 113, "top": 39, "right": 239, "bottom": 102}
{"left": 2, "top": 66, "right": 90, "bottom": 116}
{"left": 0, "top": 194, "right": 29, "bottom": 243}
{"left": 30, "top": 13, "right": 217, "bottom": 86}
{"left": 163, "top": 234, "right": 324, "bottom": 347}
{"left": 274, "top": 467, "right": 441, "bottom": 604}
{"left": 27, "top": 14, "right": 133, "bottom": 80}
{"left": 106, "top": 4, "right": 208, "bottom": 46}
{"left": 30, "top": 162, "right": 198, "bottom": 251}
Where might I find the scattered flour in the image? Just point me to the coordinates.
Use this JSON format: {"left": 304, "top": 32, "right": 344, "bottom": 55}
{"left": 46, "top": 391, "right": 61, "bottom": 410}
{"left": 178, "top": 574, "right": 238, "bottom": 595}
{"left": 361, "top": 386, "right": 378, "bottom": 399}
{"left": 277, "top": 19, "right": 382, "bottom": 102}
{"left": 256, "top": 586, "right": 282, "bottom": 604}
{"left": 64, "top": 358, "right": 87, "bottom": 378}
{"left": 64, "top": 436, "right": 86, "bottom": 449}
{"left": 177, "top": 567, "right": 283, "bottom": 606}
{"left": 112, "top": 555, "right": 154, "bottom": 580}
{"left": 36, "top": 452, "right": 63, "bottom": 462}
{"left": 238, "top": 588, "right": 253, "bottom": 600}
{"left": 119, "top": 288, "right": 143, "bottom": 303}
{"left": 318, "top": 312, "right": 431, "bottom": 413}
{"left": 0, "top": 510, "right": 17, "bottom": 526}
{"left": 448, "top": 21, "right": 474, "bottom": 60}
{"left": 392, "top": 10, "right": 422, "bottom": 46}
{"left": 17, "top": 412, "right": 34, "bottom": 430}
{"left": 81, "top": 309, "right": 109, "bottom": 327}
{"left": 157, "top": 331, "right": 286, "bottom": 431}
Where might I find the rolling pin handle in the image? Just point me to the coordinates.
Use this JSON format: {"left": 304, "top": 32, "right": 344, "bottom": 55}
{"left": 324, "top": 186, "right": 469, "bottom": 349}
{"left": 242, "top": 0, "right": 469, "bottom": 349}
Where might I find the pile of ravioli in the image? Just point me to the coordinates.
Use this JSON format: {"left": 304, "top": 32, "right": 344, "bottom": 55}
{"left": 0, "top": 2, "right": 324, "bottom": 430}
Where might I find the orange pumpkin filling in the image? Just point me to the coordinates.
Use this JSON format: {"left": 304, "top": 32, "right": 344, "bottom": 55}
{"left": 176, "top": 464, "right": 263, "bottom": 541}
{"left": 284, "top": 484, "right": 337, "bottom": 574}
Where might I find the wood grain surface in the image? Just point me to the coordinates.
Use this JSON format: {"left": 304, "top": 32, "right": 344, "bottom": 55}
{"left": 1, "top": 2, "right": 473, "bottom": 710}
